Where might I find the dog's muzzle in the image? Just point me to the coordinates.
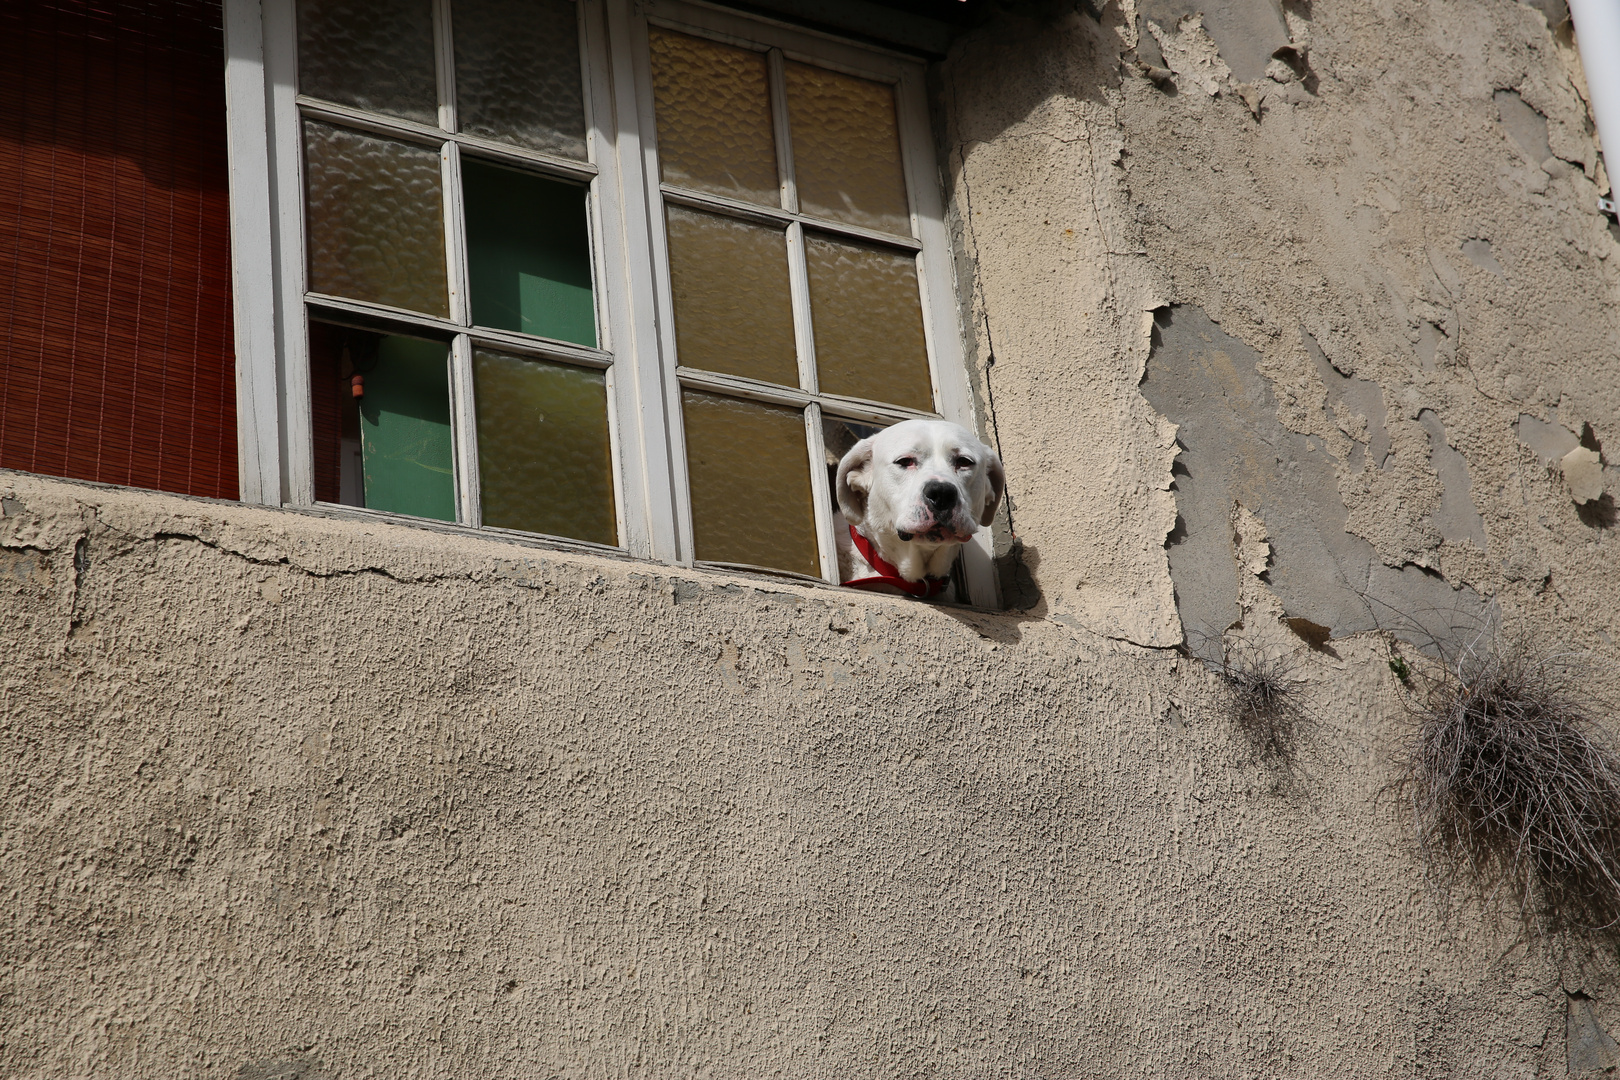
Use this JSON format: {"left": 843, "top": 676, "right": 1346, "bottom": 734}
{"left": 898, "top": 481, "right": 973, "bottom": 543}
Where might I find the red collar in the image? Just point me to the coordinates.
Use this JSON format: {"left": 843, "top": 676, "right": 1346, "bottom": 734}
{"left": 843, "top": 524, "right": 949, "bottom": 598}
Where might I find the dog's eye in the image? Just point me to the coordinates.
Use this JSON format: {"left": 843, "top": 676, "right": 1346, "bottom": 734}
{"left": 895, "top": 456, "right": 918, "bottom": 469}
{"left": 952, "top": 456, "right": 974, "bottom": 470}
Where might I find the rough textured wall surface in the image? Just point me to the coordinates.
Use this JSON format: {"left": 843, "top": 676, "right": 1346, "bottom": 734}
{"left": 0, "top": 476, "right": 1595, "bottom": 1079}
{"left": 6, "top": 0, "right": 1620, "bottom": 1075}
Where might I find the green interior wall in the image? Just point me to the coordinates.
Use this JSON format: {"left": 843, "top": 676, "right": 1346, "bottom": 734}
{"left": 464, "top": 160, "right": 597, "bottom": 347}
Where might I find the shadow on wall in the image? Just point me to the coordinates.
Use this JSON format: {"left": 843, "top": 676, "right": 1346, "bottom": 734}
{"left": 941, "top": 0, "right": 1124, "bottom": 151}
{"left": 2, "top": 0, "right": 230, "bottom": 193}
{"left": 1140, "top": 305, "right": 1485, "bottom": 661}
{"left": 948, "top": 0, "right": 1316, "bottom": 147}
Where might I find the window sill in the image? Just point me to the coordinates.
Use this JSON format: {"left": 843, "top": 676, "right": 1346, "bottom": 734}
{"left": 0, "top": 467, "right": 996, "bottom": 610}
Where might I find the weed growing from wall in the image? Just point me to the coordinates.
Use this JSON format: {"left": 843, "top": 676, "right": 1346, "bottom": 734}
{"left": 1215, "top": 638, "right": 1311, "bottom": 772}
{"left": 1389, "top": 635, "right": 1620, "bottom": 938}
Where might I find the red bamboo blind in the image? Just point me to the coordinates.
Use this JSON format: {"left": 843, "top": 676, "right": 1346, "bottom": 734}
{"left": 0, "top": 0, "right": 238, "bottom": 500}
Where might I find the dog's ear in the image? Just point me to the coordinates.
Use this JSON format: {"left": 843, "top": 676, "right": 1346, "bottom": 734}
{"left": 836, "top": 438, "right": 875, "bottom": 525}
{"left": 977, "top": 451, "right": 1006, "bottom": 527}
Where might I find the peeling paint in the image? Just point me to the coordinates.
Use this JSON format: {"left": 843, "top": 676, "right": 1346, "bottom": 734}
{"left": 1141, "top": 307, "right": 1485, "bottom": 657}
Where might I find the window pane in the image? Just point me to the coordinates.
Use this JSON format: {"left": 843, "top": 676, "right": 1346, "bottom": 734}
{"left": 454, "top": 0, "right": 587, "bottom": 159}
{"left": 648, "top": 28, "right": 778, "bottom": 206}
{"left": 304, "top": 121, "right": 449, "bottom": 317}
{"left": 804, "top": 234, "right": 932, "bottom": 411}
{"left": 296, "top": 0, "right": 437, "bottom": 125}
{"left": 474, "top": 349, "right": 615, "bottom": 545}
{"left": 351, "top": 333, "right": 457, "bottom": 521}
{"left": 665, "top": 206, "right": 796, "bottom": 385}
{"left": 464, "top": 160, "right": 595, "bottom": 346}
{"left": 682, "top": 391, "right": 819, "bottom": 577}
{"left": 784, "top": 62, "right": 910, "bottom": 236}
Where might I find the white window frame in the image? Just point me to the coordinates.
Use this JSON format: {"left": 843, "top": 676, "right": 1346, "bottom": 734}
{"left": 221, "top": 0, "right": 997, "bottom": 606}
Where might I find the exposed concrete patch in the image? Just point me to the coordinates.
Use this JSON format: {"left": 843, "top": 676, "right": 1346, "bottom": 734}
{"left": 1305, "top": 329, "right": 1390, "bottom": 471}
{"left": 1141, "top": 306, "right": 1484, "bottom": 658}
{"left": 1496, "top": 88, "right": 1554, "bottom": 165}
{"left": 1516, "top": 413, "right": 1614, "bottom": 510}
{"left": 1138, "top": 0, "right": 1292, "bottom": 84}
{"left": 1417, "top": 410, "right": 1489, "bottom": 549}
{"left": 1568, "top": 993, "right": 1620, "bottom": 1076}
{"left": 1517, "top": 411, "right": 1581, "bottom": 462}
{"left": 1461, "top": 238, "right": 1506, "bottom": 275}
{"left": 0, "top": 547, "right": 52, "bottom": 591}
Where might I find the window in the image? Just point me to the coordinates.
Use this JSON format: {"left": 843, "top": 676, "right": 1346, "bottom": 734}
{"left": 224, "top": 0, "right": 996, "bottom": 604}
{"left": 290, "top": 0, "right": 615, "bottom": 546}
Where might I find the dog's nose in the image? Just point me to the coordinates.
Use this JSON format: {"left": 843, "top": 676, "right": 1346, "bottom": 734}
{"left": 922, "top": 480, "right": 958, "bottom": 513}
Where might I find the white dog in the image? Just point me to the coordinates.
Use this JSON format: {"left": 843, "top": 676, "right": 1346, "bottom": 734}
{"left": 834, "top": 418, "right": 1005, "bottom": 598}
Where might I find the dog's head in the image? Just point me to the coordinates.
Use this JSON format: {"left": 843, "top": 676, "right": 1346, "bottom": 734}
{"left": 836, "top": 419, "right": 1005, "bottom": 546}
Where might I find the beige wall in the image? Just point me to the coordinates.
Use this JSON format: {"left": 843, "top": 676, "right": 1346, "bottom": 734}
{"left": 6, "top": 0, "right": 1620, "bottom": 1075}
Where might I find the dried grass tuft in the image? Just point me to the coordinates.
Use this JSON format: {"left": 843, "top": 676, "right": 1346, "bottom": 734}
{"left": 1217, "top": 640, "right": 1308, "bottom": 768}
{"left": 1390, "top": 636, "right": 1620, "bottom": 937}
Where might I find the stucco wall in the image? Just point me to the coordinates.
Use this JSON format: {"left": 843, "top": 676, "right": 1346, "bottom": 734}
{"left": 6, "top": 0, "right": 1620, "bottom": 1075}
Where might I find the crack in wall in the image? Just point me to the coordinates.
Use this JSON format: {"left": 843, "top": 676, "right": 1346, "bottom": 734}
{"left": 146, "top": 530, "right": 464, "bottom": 587}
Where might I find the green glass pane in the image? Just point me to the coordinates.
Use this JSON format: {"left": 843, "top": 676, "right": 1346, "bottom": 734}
{"left": 805, "top": 232, "right": 933, "bottom": 412}
{"left": 358, "top": 335, "right": 456, "bottom": 521}
{"left": 682, "top": 390, "right": 818, "bottom": 577}
{"left": 304, "top": 121, "right": 449, "bottom": 316}
{"left": 665, "top": 205, "right": 797, "bottom": 385}
{"left": 785, "top": 61, "right": 910, "bottom": 236}
{"left": 474, "top": 349, "right": 616, "bottom": 545}
{"left": 454, "top": 0, "right": 587, "bottom": 158}
{"left": 297, "top": 0, "right": 437, "bottom": 124}
{"left": 464, "top": 160, "right": 596, "bottom": 346}
{"left": 648, "top": 28, "right": 779, "bottom": 206}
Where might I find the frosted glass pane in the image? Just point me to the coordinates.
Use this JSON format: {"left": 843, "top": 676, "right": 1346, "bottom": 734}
{"left": 464, "top": 161, "right": 595, "bottom": 346}
{"left": 649, "top": 28, "right": 778, "bottom": 206}
{"left": 683, "top": 391, "right": 818, "bottom": 577}
{"left": 358, "top": 335, "right": 456, "bottom": 521}
{"left": 297, "top": 0, "right": 437, "bottom": 124}
{"left": 304, "top": 121, "right": 449, "bottom": 317}
{"left": 454, "top": 0, "right": 587, "bottom": 159}
{"left": 785, "top": 62, "right": 910, "bottom": 236}
{"left": 665, "top": 206, "right": 796, "bottom": 385}
{"left": 474, "top": 350, "right": 615, "bottom": 545}
{"left": 805, "top": 234, "right": 932, "bottom": 411}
